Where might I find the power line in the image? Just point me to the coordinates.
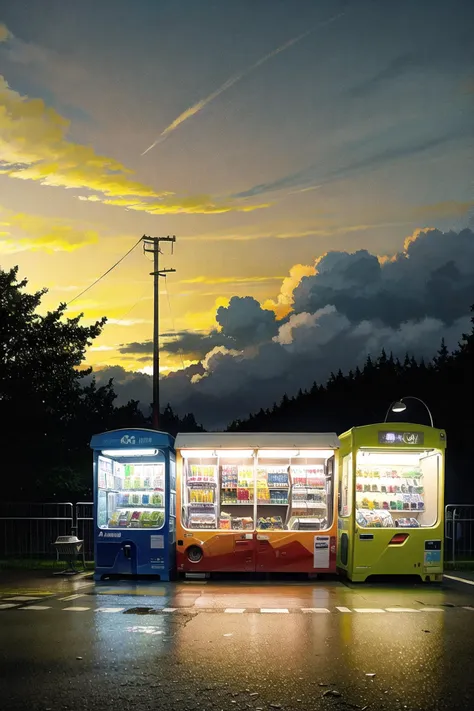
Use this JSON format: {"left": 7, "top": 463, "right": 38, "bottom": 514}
{"left": 66, "top": 237, "right": 143, "bottom": 307}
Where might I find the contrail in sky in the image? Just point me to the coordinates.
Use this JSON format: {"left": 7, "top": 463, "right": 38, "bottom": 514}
{"left": 141, "top": 12, "right": 345, "bottom": 156}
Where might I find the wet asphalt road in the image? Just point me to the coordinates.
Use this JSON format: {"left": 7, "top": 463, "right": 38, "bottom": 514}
{"left": 1, "top": 574, "right": 474, "bottom": 711}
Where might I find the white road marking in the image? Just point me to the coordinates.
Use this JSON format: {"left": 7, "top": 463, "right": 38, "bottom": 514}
{"left": 301, "top": 608, "right": 330, "bottom": 613}
{"left": 444, "top": 574, "right": 474, "bottom": 587}
{"left": 421, "top": 607, "right": 445, "bottom": 612}
{"left": 463, "top": 606, "right": 474, "bottom": 611}
{"left": 224, "top": 608, "right": 245, "bottom": 613}
{"left": 336, "top": 606, "right": 352, "bottom": 613}
{"left": 0, "top": 603, "right": 18, "bottom": 609}
{"left": 63, "top": 606, "right": 91, "bottom": 612}
{"left": 261, "top": 608, "right": 289, "bottom": 613}
{"left": 161, "top": 608, "right": 177, "bottom": 612}
{"left": 96, "top": 607, "right": 125, "bottom": 613}
{"left": 21, "top": 606, "right": 51, "bottom": 610}
{"left": 58, "top": 593, "right": 87, "bottom": 601}
{"left": 353, "top": 608, "right": 386, "bottom": 613}
{"left": 126, "top": 626, "right": 163, "bottom": 634}
{"left": 6, "top": 596, "right": 41, "bottom": 602}
{"left": 385, "top": 608, "right": 420, "bottom": 613}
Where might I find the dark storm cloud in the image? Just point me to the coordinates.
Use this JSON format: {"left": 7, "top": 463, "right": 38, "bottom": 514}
{"left": 293, "top": 229, "right": 474, "bottom": 327}
{"left": 118, "top": 333, "right": 228, "bottom": 359}
{"left": 216, "top": 296, "right": 279, "bottom": 343}
{"left": 95, "top": 228, "right": 474, "bottom": 429}
{"left": 118, "top": 340, "right": 154, "bottom": 354}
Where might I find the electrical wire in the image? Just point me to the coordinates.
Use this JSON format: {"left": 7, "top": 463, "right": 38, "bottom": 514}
{"left": 66, "top": 237, "right": 143, "bottom": 306}
{"left": 115, "top": 281, "right": 150, "bottom": 322}
{"left": 163, "top": 275, "right": 186, "bottom": 371}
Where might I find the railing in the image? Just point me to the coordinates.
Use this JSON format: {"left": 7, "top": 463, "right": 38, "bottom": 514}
{"left": 445, "top": 504, "right": 474, "bottom": 568}
{"left": 75, "top": 502, "right": 93, "bottom": 560}
{"left": 0, "top": 502, "right": 93, "bottom": 561}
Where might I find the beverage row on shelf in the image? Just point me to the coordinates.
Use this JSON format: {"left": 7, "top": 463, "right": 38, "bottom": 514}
{"left": 108, "top": 509, "right": 165, "bottom": 528}
{"left": 356, "top": 469, "right": 422, "bottom": 479}
{"left": 189, "top": 489, "right": 326, "bottom": 505}
{"left": 187, "top": 464, "right": 325, "bottom": 488}
{"left": 356, "top": 510, "right": 421, "bottom": 528}
{"left": 187, "top": 512, "right": 286, "bottom": 530}
{"left": 357, "top": 481, "right": 423, "bottom": 494}
{"left": 357, "top": 494, "right": 424, "bottom": 511}
{"left": 117, "top": 492, "right": 164, "bottom": 507}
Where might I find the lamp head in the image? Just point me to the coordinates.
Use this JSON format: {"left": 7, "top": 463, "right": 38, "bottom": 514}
{"left": 391, "top": 400, "right": 407, "bottom": 414}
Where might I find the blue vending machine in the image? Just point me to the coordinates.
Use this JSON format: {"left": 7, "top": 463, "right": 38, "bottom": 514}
{"left": 90, "top": 429, "right": 176, "bottom": 581}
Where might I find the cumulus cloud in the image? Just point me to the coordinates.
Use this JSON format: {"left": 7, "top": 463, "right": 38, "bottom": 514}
{"left": 293, "top": 228, "right": 474, "bottom": 326}
{"left": 118, "top": 297, "right": 282, "bottom": 361}
{"left": 0, "top": 205, "right": 98, "bottom": 253}
{"left": 94, "top": 227, "right": 474, "bottom": 429}
{"left": 263, "top": 263, "right": 316, "bottom": 318}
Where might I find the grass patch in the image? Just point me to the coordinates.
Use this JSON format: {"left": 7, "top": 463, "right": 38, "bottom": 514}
{"left": 0, "top": 558, "right": 94, "bottom": 571}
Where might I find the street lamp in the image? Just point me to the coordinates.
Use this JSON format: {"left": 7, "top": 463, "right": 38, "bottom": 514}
{"left": 384, "top": 396, "right": 434, "bottom": 427}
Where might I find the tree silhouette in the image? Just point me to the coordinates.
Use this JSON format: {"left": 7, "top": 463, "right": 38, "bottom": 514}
{"left": 0, "top": 267, "right": 203, "bottom": 500}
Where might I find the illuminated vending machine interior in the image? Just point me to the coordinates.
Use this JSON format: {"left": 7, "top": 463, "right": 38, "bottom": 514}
{"left": 90, "top": 429, "right": 176, "bottom": 580}
{"left": 175, "top": 433, "right": 340, "bottom": 576}
{"left": 337, "top": 423, "right": 446, "bottom": 582}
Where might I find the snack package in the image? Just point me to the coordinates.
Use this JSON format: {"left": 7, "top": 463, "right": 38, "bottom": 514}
{"left": 129, "top": 511, "right": 142, "bottom": 527}
{"left": 359, "top": 509, "right": 394, "bottom": 528}
{"left": 219, "top": 512, "right": 232, "bottom": 529}
{"left": 395, "top": 517, "right": 420, "bottom": 528}
{"left": 141, "top": 511, "right": 153, "bottom": 527}
{"left": 108, "top": 510, "right": 121, "bottom": 527}
{"left": 118, "top": 511, "right": 132, "bottom": 527}
{"left": 150, "top": 510, "right": 165, "bottom": 527}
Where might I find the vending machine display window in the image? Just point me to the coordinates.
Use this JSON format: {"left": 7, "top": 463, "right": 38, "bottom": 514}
{"left": 182, "top": 449, "right": 334, "bottom": 532}
{"left": 256, "top": 453, "right": 333, "bottom": 532}
{"left": 98, "top": 454, "right": 166, "bottom": 530}
{"left": 339, "top": 454, "right": 353, "bottom": 518}
{"left": 182, "top": 453, "right": 220, "bottom": 530}
{"left": 355, "top": 450, "right": 439, "bottom": 528}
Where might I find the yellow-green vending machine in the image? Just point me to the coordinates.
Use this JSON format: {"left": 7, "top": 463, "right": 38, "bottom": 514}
{"left": 337, "top": 423, "right": 446, "bottom": 582}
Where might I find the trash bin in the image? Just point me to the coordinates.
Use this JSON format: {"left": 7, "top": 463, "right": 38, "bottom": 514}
{"left": 53, "top": 535, "right": 86, "bottom": 575}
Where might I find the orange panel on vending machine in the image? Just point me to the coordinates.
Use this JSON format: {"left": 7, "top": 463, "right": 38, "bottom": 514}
{"left": 175, "top": 433, "right": 340, "bottom": 576}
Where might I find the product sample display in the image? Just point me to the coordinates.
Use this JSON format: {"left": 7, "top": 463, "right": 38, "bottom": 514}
{"left": 97, "top": 458, "right": 166, "bottom": 529}
{"left": 182, "top": 457, "right": 331, "bottom": 531}
{"left": 355, "top": 461, "right": 425, "bottom": 525}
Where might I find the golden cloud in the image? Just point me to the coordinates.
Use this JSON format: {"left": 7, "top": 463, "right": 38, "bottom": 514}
{"left": 263, "top": 263, "right": 317, "bottom": 318}
{"left": 0, "top": 206, "right": 99, "bottom": 253}
{"left": 410, "top": 200, "right": 474, "bottom": 219}
{"left": 0, "top": 74, "right": 268, "bottom": 215}
{"left": 402, "top": 227, "right": 436, "bottom": 252}
{"left": 180, "top": 275, "right": 285, "bottom": 285}
{"left": 0, "top": 23, "right": 10, "bottom": 42}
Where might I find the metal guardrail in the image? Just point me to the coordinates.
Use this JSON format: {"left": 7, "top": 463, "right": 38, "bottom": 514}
{"left": 0, "top": 502, "right": 94, "bottom": 560}
{"left": 445, "top": 504, "right": 474, "bottom": 567}
{"left": 75, "top": 502, "right": 93, "bottom": 560}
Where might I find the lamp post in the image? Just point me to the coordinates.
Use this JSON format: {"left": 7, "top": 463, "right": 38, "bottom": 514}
{"left": 384, "top": 396, "right": 434, "bottom": 427}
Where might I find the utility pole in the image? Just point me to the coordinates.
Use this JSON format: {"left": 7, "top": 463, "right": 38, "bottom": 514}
{"left": 142, "top": 235, "right": 176, "bottom": 430}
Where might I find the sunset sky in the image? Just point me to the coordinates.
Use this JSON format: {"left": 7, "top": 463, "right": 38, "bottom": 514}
{"left": 1, "top": 0, "right": 473, "bottom": 426}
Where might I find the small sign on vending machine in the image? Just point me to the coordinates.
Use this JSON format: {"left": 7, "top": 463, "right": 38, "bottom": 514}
{"left": 314, "top": 535, "right": 330, "bottom": 568}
